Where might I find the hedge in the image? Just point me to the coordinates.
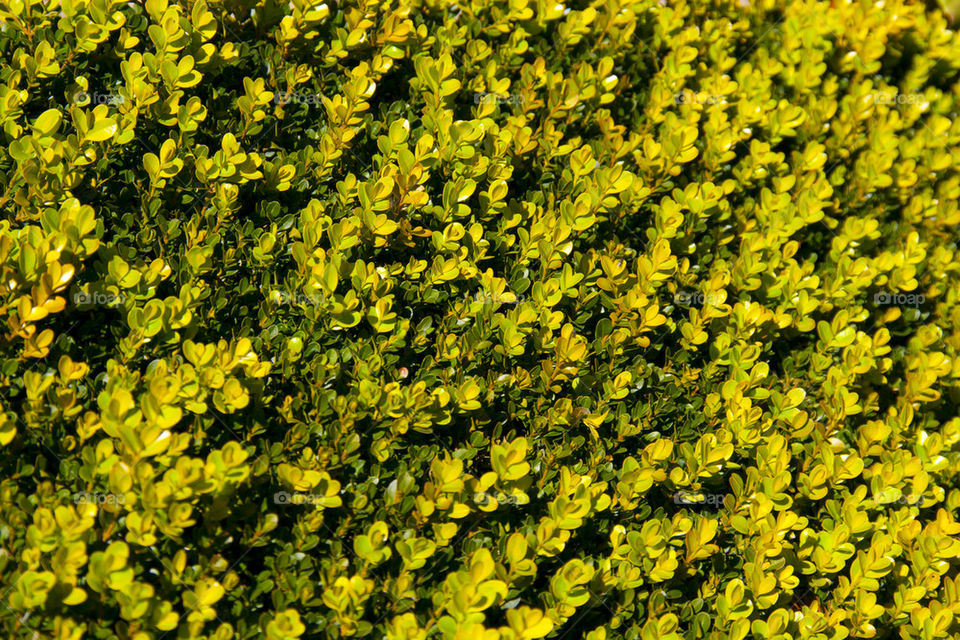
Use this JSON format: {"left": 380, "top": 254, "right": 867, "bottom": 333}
{"left": 2, "top": 0, "right": 960, "bottom": 639}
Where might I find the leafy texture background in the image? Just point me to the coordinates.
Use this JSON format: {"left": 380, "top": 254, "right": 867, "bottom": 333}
{"left": 1, "top": 0, "right": 960, "bottom": 639}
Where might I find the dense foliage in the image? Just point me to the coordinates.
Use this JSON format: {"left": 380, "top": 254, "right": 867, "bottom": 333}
{"left": 2, "top": 0, "right": 960, "bottom": 638}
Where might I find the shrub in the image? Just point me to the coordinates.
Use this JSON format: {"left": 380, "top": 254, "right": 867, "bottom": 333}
{"left": 2, "top": 0, "right": 960, "bottom": 638}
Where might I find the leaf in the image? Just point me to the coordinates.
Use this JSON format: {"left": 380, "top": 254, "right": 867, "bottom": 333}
{"left": 33, "top": 108, "right": 62, "bottom": 136}
{"left": 86, "top": 118, "right": 118, "bottom": 142}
